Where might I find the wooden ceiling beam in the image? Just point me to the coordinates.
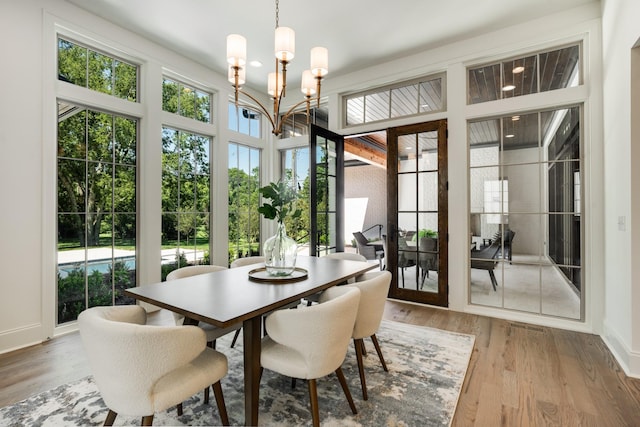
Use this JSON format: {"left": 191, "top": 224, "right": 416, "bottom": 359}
{"left": 345, "top": 139, "right": 386, "bottom": 168}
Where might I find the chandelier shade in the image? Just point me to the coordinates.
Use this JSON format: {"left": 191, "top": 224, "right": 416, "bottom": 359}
{"left": 226, "top": 0, "right": 328, "bottom": 136}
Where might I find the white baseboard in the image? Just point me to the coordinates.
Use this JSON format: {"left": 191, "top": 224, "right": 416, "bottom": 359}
{"left": 0, "top": 323, "right": 44, "bottom": 355}
{"left": 602, "top": 320, "right": 640, "bottom": 379}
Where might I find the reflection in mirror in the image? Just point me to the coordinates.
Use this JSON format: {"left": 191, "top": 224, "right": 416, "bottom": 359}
{"left": 468, "top": 106, "right": 582, "bottom": 320}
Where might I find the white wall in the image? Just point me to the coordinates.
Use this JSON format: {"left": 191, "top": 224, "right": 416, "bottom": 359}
{"left": 601, "top": 0, "right": 640, "bottom": 377}
{"left": 345, "top": 164, "right": 387, "bottom": 241}
{"left": 0, "top": 0, "right": 46, "bottom": 351}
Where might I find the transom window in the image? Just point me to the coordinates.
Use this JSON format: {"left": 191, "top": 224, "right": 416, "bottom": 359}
{"left": 57, "top": 37, "right": 138, "bottom": 102}
{"left": 467, "top": 44, "right": 581, "bottom": 104}
{"left": 344, "top": 74, "right": 445, "bottom": 127}
{"left": 228, "top": 103, "right": 261, "bottom": 137}
{"left": 162, "top": 78, "right": 212, "bottom": 123}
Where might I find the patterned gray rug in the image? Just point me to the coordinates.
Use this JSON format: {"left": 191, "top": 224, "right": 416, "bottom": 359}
{"left": 0, "top": 320, "right": 474, "bottom": 426}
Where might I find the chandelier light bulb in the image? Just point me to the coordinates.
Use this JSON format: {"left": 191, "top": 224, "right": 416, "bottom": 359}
{"left": 310, "top": 47, "right": 328, "bottom": 77}
{"left": 268, "top": 72, "right": 284, "bottom": 97}
{"left": 226, "top": 34, "right": 247, "bottom": 66}
{"left": 301, "top": 70, "right": 316, "bottom": 96}
{"left": 228, "top": 65, "right": 245, "bottom": 85}
{"left": 275, "top": 26, "right": 295, "bottom": 62}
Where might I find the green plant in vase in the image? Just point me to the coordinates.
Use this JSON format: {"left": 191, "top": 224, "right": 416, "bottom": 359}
{"left": 258, "top": 181, "right": 301, "bottom": 276}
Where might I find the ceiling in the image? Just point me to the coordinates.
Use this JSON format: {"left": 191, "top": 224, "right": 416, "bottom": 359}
{"left": 66, "top": 0, "right": 597, "bottom": 94}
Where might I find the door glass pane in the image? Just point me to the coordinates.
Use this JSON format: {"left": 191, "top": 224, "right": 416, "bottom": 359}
{"left": 418, "top": 132, "right": 438, "bottom": 171}
{"left": 398, "top": 135, "right": 417, "bottom": 172}
{"left": 418, "top": 171, "right": 438, "bottom": 211}
{"left": 398, "top": 174, "right": 417, "bottom": 211}
{"left": 398, "top": 212, "right": 417, "bottom": 238}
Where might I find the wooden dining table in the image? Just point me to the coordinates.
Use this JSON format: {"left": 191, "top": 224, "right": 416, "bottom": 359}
{"left": 124, "top": 255, "right": 377, "bottom": 426}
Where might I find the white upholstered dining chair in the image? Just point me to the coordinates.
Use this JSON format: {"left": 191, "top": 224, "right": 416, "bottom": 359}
{"left": 78, "top": 305, "right": 229, "bottom": 426}
{"left": 303, "top": 252, "right": 368, "bottom": 307}
{"left": 260, "top": 286, "right": 362, "bottom": 427}
{"left": 325, "top": 270, "right": 392, "bottom": 400}
{"left": 229, "top": 255, "right": 265, "bottom": 268}
{"left": 324, "top": 252, "right": 368, "bottom": 262}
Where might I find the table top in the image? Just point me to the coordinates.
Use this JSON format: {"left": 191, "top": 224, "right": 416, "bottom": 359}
{"left": 124, "top": 256, "right": 376, "bottom": 328}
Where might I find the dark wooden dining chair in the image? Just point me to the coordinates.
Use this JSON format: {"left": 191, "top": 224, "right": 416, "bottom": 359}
{"left": 470, "top": 241, "right": 501, "bottom": 291}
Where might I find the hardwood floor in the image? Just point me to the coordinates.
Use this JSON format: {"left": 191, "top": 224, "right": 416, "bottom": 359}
{"left": 2, "top": 301, "right": 640, "bottom": 426}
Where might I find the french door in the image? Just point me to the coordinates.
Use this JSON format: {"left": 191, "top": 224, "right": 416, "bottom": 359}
{"left": 387, "top": 120, "right": 448, "bottom": 306}
{"left": 310, "top": 124, "right": 344, "bottom": 256}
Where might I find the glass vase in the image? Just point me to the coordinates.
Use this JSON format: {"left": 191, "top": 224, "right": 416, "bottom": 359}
{"left": 263, "top": 222, "right": 298, "bottom": 276}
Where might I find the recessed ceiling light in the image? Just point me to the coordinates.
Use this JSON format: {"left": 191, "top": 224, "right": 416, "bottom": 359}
{"left": 505, "top": 134, "right": 515, "bottom": 138}
{"left": 249, "top": 60, "right": 262, "bottom": 67}
{"left": 512, "top": 66, "right": 525, "bottom": 74}
{"left": 512, "top": 115, "right": 520, "bottom": 121}
{"left": 502, "top": 85, "right": 516, "bottom": 91}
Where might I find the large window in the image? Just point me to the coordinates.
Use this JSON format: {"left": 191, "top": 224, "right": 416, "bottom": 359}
{"left": 161, "top": 128, "right": 211, "bottom": 279}
{"left": 58, "top": 37, "right": 137, "bottom": 102}
{"left": 57, "top": 102, "right": 138, "bottom": 324}
{"left": 228, "top": 143, "right": 261, "bottom": 264}
{"left": 469, "top": 106, "right": 582, "bottom": 320}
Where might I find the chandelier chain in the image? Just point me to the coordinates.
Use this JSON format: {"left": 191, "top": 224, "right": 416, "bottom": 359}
{"left": 275, "top": 0, "right": 279, "bottom": 29}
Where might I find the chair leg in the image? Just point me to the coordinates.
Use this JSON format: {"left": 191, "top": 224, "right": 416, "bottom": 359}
{"left": 204, "top": 385, "right": 210, "bottom": 404}
{"left": 488, "top": 270, "right": 498, "bottom": 291}
{"left": 370, "top": 334, "right": 388, "bottom": 372}
{"left": 104, "top": 409, "right": 117, "bottom": 426}
{"left": 400, "top": 268, "right": 405, "bottom": 288}
{"left": 177, "top": 402, "right": 183, "bottom": 416}
{"left": 354, "top": 338, "right": 368, "bottom": 400}
{"left": 230, "top": 328, "right": 241, "bottom": 348}
{"left": 141, "top": 415, "right": 154, "bottom": 426}
{"left": 212, "top": 381, "right": 230, "bottom": 426}
{"left": 335, "top": 367, "right": 358, "bottom": 415}
{"left": 307, "top": 378, "right": 320, "bottom": 427}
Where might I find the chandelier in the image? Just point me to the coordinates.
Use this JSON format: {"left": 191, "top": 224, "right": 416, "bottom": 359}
{"left": 226, "top": 0, "right": 328, "bottom": 136}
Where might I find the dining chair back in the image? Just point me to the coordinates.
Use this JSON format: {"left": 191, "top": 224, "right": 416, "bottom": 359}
{"left": 261, "top": 286, "right": 361, "bottom": 427}
{"left": 325, "top": 252, "right": 367, "bottom": 262}
{"left": 165, "top": 265, "right": 228, "bottom": 327}
{"left": 329, "top": 270, "right": 392, "bottom": 400}
{"left": 230, "top": 256, "right": 265, "bottom": 268}
{"left": 78, "top": 305, "right": 229, "bottom": 426}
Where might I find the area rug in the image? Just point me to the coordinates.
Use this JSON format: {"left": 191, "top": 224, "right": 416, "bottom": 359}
{"left": 0, "top": 320, "right": 475, "bottom": 426}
